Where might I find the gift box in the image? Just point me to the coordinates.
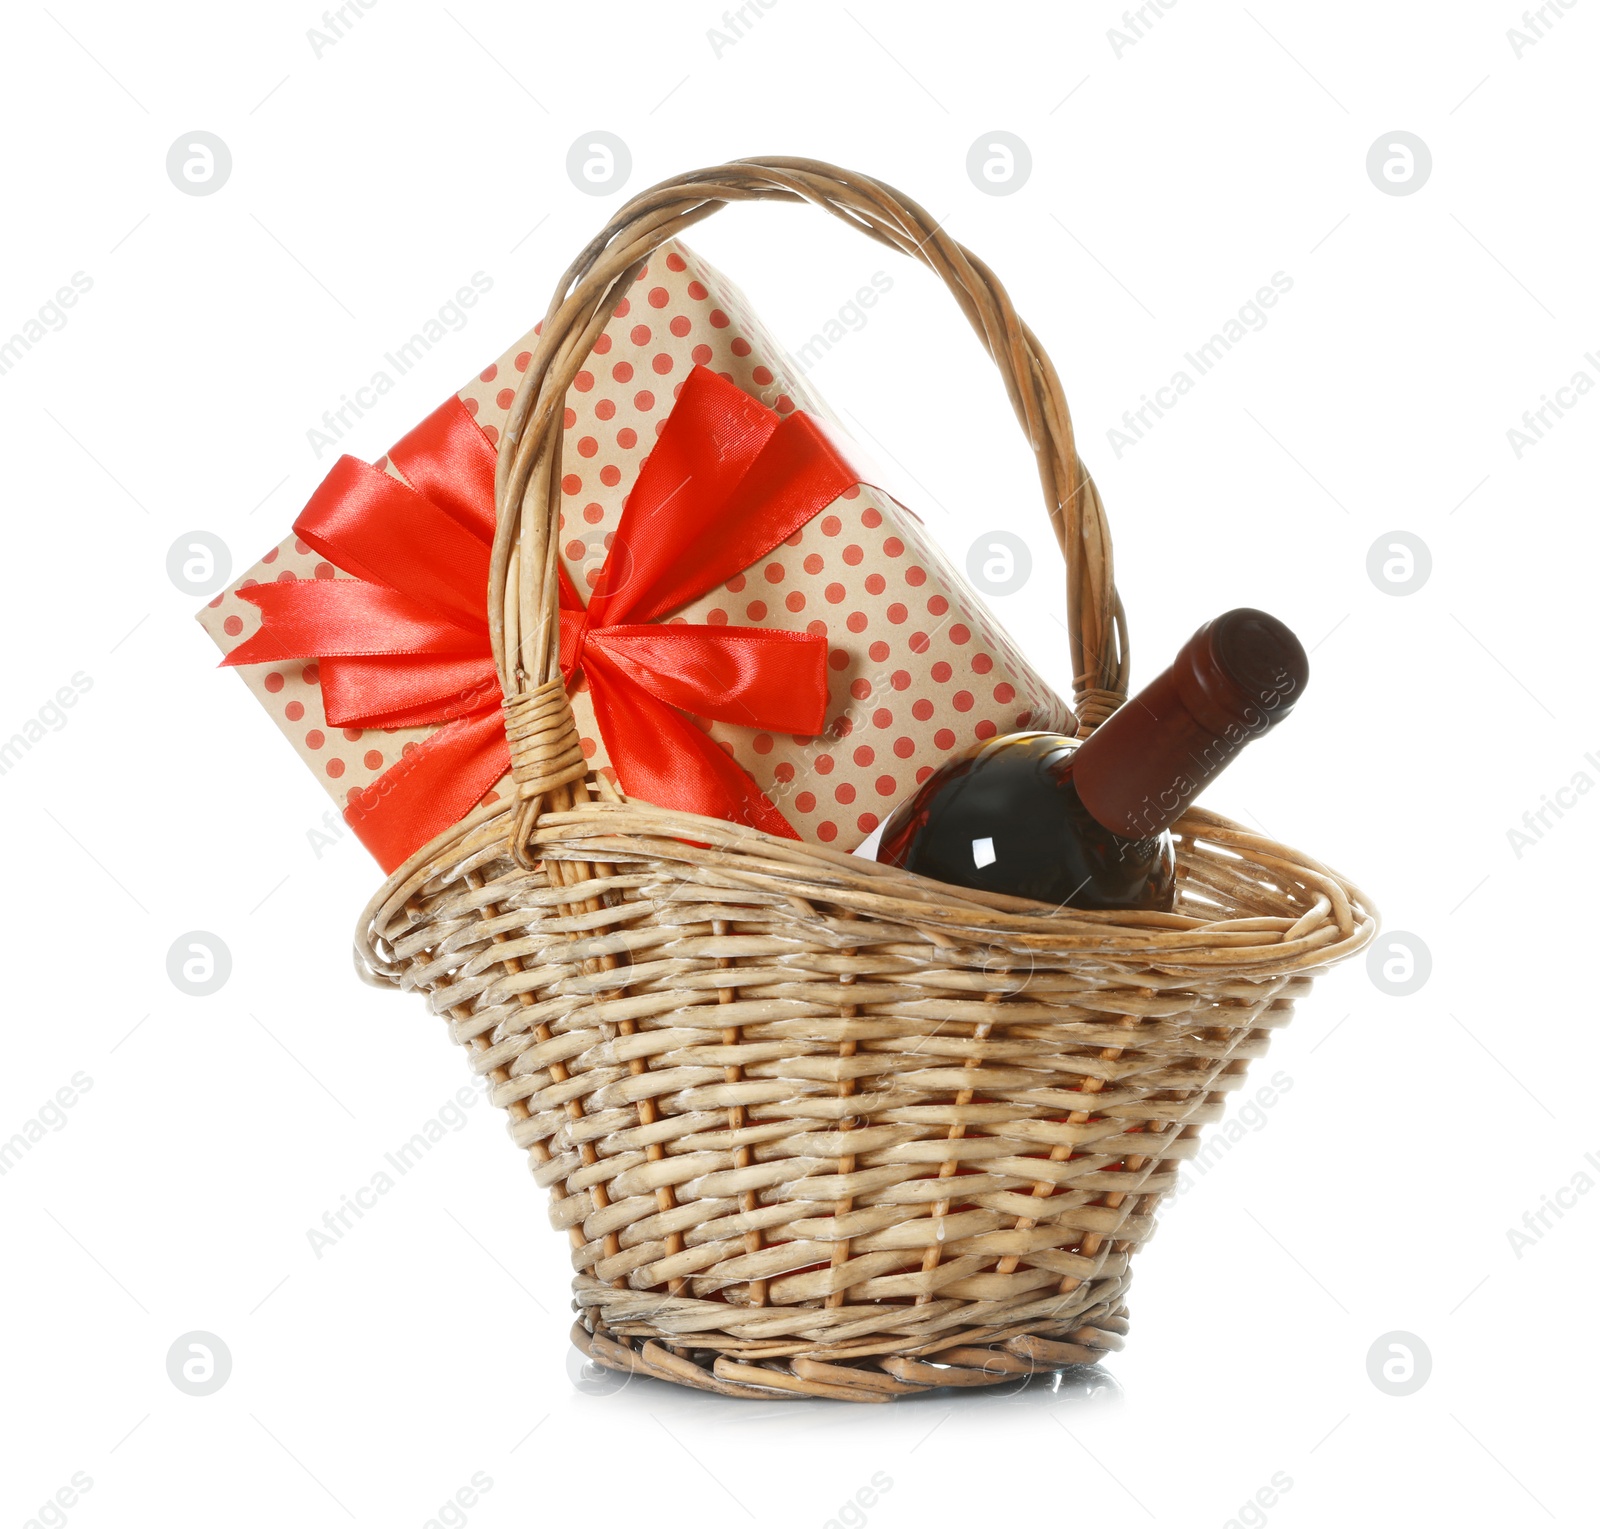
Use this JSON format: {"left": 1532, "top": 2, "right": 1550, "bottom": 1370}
{"left": 198, "top": 238, "right": 1072, "bottom": 869}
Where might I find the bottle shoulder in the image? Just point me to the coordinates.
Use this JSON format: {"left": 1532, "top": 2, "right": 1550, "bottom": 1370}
{"left": 877, "top": 730, "right": 1174, "bottom": 911}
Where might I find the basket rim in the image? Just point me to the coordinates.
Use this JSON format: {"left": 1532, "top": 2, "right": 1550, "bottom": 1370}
{"left": 356, "top": 787, "right": 1376, "bottom": 989}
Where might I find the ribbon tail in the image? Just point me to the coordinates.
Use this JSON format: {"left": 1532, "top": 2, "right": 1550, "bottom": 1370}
{"left": 321, "top": 655, "right": 502, "bottom": 729}
{"left": 342, "top": 706, "right": 509, "bottom": 873}
{"left": 585, "top": 624, "right": 828, "bottom": 734}
{"left": 585, "top": 654, "right": 800, "bottom": 840}
{"left": 223, "top": 580, "right": 480, "bottom": 667}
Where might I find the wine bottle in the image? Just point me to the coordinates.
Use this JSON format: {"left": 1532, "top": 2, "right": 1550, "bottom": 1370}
{"left": 876, "top": 608, "right": 1309, "bottom": 911}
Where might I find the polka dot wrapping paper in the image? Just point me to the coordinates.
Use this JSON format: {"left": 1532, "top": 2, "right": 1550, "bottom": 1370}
{"left": 196, "top": 239, "right": 1073, "bottom": 856}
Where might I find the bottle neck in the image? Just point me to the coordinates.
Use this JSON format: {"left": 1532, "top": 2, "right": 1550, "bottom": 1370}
{"left": 1068, "top": 669, "right": 1244, "bottom": 839}
{"left": 1070, "top": 611, "right": 1306, "bottom": 840}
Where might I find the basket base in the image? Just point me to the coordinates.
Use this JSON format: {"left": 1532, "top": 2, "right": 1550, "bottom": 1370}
{"left": 570, "top": 1309, "right": 1130, "bottom": 1403}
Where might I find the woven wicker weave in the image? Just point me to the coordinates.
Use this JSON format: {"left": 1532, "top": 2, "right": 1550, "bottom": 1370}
{"left": 355, "top": 158, "right": 1376, "bottom": 1402}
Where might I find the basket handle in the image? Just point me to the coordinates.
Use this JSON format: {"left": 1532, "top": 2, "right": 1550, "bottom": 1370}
{"left": 488, "top": 156, "right": 1128, "bottom": 833}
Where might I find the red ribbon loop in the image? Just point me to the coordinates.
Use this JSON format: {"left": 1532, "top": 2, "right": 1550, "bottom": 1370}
{"left": 225, "top": 366, "right": 858, "bottom": 870}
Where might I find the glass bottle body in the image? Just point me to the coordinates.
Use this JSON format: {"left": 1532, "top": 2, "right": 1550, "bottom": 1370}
{"left": 876, "top": 732, "right": 1177, "bottom": 912}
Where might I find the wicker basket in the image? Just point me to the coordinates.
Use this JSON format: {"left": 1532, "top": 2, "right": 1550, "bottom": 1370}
{"left": 355, "top": 158, "right": 1375, "bottom": 1402}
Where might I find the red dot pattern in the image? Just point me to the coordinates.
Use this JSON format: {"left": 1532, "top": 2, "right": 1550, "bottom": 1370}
{"left": 197, "top": 236, "right": 1071, "bottom": 852}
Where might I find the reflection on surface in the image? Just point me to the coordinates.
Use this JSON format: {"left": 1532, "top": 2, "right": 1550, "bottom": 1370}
{"left": 972, "top": 1364, "right": 1125, "bottom": 1407}
{"left": 565, "top": 1358, "right": 1125, "bottom": 1425}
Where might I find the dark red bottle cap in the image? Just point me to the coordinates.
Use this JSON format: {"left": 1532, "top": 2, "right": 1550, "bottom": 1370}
{"left": 1173, "top": 608, "right": 1309, "bottom": 739}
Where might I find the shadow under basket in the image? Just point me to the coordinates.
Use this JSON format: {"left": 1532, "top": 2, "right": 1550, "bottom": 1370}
{"left": 354, "top": 159, "right": 1376, "bottom": 1403}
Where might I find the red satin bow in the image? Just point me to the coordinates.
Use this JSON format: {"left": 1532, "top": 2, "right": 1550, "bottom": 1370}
{"left": 226, "top": 365, "right": 858, "bottom": 871}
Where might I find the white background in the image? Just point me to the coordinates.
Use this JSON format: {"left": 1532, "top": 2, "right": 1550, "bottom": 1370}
{"left": 1, "top": 3, "right": 1595, "bottom": 1526}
